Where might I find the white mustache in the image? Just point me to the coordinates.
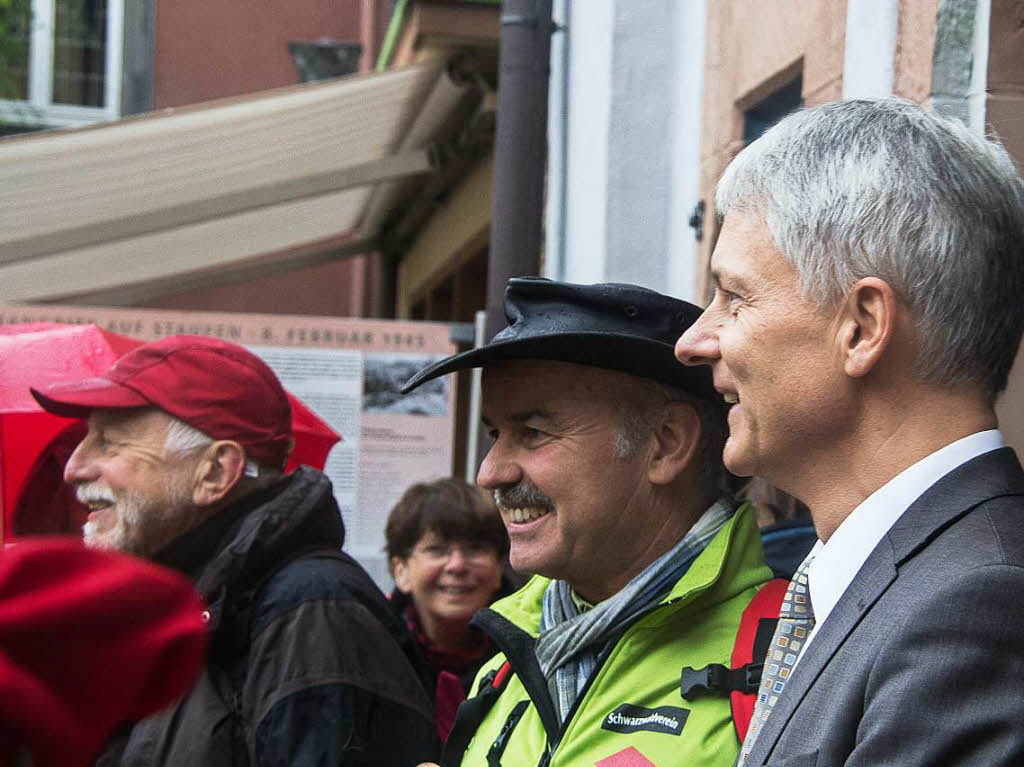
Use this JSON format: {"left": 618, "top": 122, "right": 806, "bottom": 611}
{"left": 76, "top": 483, "right": 116, "bottom": 505}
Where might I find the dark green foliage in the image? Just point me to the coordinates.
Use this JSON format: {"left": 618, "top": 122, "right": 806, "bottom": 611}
{"left": 0, "top": 0, "right": 32, "bottom": 100}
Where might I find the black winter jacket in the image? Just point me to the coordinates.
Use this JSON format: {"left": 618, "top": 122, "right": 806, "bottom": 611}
{"left": 95, "top": 467, "right": 440, "bottom": 767}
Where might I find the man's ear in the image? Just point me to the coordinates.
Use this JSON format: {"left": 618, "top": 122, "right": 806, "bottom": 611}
{"left": 836, "top": 277, "right": 897, "bottom": 379}
{"left": 192, "top": 441, "right": 247, "bottom": 507}
{"left": 392, "top": 557, "right": 411, "bottom": 593}
{"left": 647, "top": 401, "right": 701, "bottom": 486}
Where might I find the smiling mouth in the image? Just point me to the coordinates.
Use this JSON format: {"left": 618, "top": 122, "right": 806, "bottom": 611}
{"left": 502, "top": 507, "right": 551, "bottom": 524}
{"left": 438, "top": 584, "right": 476, "bottom": 595}
{"left": 77, "top": 489, "right": 115, "bottom": 512}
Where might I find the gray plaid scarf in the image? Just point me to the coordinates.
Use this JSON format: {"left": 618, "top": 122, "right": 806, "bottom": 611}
{"left": 536, "top": 498, "right": 735, "bottom": 723}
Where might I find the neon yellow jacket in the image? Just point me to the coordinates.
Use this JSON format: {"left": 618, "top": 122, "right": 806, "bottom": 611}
{"left": 451, "top": 503, "right": 772, "bottom": 767}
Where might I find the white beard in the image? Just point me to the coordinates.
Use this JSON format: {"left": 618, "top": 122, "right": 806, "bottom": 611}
{"left": 78, "top": 476, "right": 195, "bottom": 558}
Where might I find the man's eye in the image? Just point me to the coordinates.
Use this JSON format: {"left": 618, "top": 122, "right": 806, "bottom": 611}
{"left": 520, "top": 426, "right": 545, "bottom": 443}
{"left": 720, "top": 289, "right": 742, "bottom": 315}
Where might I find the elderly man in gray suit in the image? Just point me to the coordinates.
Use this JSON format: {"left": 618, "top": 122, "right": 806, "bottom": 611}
{"left": 675, "top": 97, "right": 1024, "bottom": 766}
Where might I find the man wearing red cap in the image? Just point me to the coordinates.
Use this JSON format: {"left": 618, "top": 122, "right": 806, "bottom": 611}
{"left": 31, "top": 335, "right": 439, "bottom": 767}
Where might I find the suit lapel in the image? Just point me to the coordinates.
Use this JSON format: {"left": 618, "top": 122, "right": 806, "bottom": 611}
{"left": 885, "top": 447, "right": 1024, "bottom": 565}
{"left": 746, "top": 447, "right": 1024, "bottom": 765}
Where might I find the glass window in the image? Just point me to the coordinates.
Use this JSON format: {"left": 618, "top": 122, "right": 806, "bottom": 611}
{"left": 743, "top": 76, "right": 804, "bottom": 146}
{"left": 0, "top": 0, "right": 122, "bottom": 128}
{"left": 52, "top": 0, "right": 107, "bottom": 107}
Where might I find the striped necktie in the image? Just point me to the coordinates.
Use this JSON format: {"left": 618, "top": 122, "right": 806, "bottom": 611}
{"left": 739, "top": 556, "right": 815, "bottom": 762}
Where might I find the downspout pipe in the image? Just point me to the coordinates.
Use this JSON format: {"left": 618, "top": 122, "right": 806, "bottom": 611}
{"left": 485, "top": 0, "right": 554, "bottom": 337}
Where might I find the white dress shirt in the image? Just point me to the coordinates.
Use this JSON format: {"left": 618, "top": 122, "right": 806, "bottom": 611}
{"left": 800, "top": 429, "right": 1006, "bottom": 656}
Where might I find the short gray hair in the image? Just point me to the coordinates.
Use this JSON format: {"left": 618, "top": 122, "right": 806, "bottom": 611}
{"left": 164, "top": 418, "right": 214, "bottom": 455}
{"left": 717, "top": 97, "right": 1024, "bottom": 398}
{"left": 614, "top": 380, "right": 728, "bottom": 505}
{"left": 163, "top": 417, "right": 262, "bottom": 477}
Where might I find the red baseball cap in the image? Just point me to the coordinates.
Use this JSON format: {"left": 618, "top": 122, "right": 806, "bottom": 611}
{"left": 30, "top": 335, "right": 293, "bottom": 468}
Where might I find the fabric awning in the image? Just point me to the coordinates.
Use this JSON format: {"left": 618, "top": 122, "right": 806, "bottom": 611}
{"left": 0, "top": 59, "right": 475, "bottom": 304}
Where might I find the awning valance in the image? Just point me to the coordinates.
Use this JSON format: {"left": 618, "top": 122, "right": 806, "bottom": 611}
{"left": 0, "top": 59, "right": 475, "bottom": 304}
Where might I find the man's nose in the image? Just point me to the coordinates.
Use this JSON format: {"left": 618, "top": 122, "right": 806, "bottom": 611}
{"left": 63, "top": 441, "right": 97, "bottom": 485}
{"left": 476, "top": 441, "right": 520, "bottom": 490}
{"left": 675, "top": 314, "right": 720, "bottom": 367}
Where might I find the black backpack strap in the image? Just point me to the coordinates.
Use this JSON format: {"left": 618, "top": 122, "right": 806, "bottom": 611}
{"left": 472, "top": 609, "right": 561, "bottom": 741}
{"left": 442, "top": 661, "right": 513, "bottom": 767}
{"left": 751, "top": 616, "right": 778, "bottom": 666}
{"left": 486, "top": 700, "right": 530, "bottom": 767}
{"left": 678, "top": 615, "right": 779, "bottom": 698}
{"left": 680, "top": 661, "right": 761, "bottom": 698}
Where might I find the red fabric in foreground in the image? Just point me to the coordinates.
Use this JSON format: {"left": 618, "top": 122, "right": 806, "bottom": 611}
{"left": 0, "top": 539, "right": 209, "bottom": 767}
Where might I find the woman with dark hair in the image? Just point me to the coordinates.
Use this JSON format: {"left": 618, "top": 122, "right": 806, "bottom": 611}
{"left": 386, "top": 477, "right": 509, "bottom": 741}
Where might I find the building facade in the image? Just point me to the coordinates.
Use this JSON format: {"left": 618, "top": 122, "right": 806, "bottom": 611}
{"left": 546, "top": 0, "right": 1024, "bottom": 453}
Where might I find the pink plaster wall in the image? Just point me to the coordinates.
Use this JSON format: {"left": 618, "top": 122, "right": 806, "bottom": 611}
{"left": 698, "top": 0, "right": 848, "bottom": 299}
{"left": 893, "top": 0, "right": 939, "bottom": 101}
{"left": 988, "top": 0, "right": 1024, "bottom": 454}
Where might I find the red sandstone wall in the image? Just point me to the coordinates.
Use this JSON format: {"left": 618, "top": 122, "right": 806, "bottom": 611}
{"left": 153, "top": 0, "right": 362, "bottom": 109}
{"left": 146, "top": 0, "right": 392, "bottom": 319}
{"left": 140, "top": 257, "right": 368, "bottom": 317}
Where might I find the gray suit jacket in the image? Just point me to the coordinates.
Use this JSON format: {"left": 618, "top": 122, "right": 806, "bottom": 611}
{"left": 745, "top": 447, "right": 1024, "bottom": 767}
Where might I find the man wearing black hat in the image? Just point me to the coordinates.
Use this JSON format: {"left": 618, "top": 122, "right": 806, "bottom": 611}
{"left": 403, "top": 278, "right": 776, "bottom": 767}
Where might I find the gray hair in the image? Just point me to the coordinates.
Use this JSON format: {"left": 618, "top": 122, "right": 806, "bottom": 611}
{"left": 164, "top": 418, "right": 215, "bottom": 455}
{"left": 717, "top": 97, "right": 1024, "bottom": 398}
{"left": 614, "top": 380, "right": 728, "bottom": 505}
{"left": 163, "top": 417, "right": 262, "bottom": 477}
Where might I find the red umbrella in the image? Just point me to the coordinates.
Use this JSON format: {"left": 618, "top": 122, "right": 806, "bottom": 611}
{"left": 0, "top": 324, "right": 340, "bottom": 541}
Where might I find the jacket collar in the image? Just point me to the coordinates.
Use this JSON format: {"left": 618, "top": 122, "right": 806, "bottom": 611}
{"left": 153, "top": 481, "right": 278, "bottom": 582}
{"left": 152, "top": 467, "right": 344, "bottom": 617}
{"left": 486, "top": 501, "right": 770, "bottom": 635}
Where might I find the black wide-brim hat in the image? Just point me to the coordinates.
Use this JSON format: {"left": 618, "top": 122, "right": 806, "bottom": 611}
{"left": 401, "top": 277, "right": 720, "bottom": 403}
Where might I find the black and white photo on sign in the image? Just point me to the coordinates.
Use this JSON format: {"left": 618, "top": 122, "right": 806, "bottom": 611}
{"left": 362, "top": 353, "right": 448, "bottom": 416}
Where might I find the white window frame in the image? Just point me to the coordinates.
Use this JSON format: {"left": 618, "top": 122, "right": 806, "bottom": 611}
{"left": 0, "top": 0, "right": 124, "bottom": 128}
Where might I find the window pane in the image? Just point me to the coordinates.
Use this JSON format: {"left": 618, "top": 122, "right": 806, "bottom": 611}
{"left": 743, "top": 76, "right": 804, "bottom": 146}
{"left": 52, "top": 0, "right": 107, "bottom": 107}
{"left": 0, "top": 0, "right": 31, "bottom": 100}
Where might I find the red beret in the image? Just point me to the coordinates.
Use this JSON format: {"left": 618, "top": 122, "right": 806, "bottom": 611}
{"left": 0, "top": 539, "right": 208, "bottom": 767}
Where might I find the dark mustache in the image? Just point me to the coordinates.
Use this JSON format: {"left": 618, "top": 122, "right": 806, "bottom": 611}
{"left": 494, "top": 482, "right": 555, "bottom": 510}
